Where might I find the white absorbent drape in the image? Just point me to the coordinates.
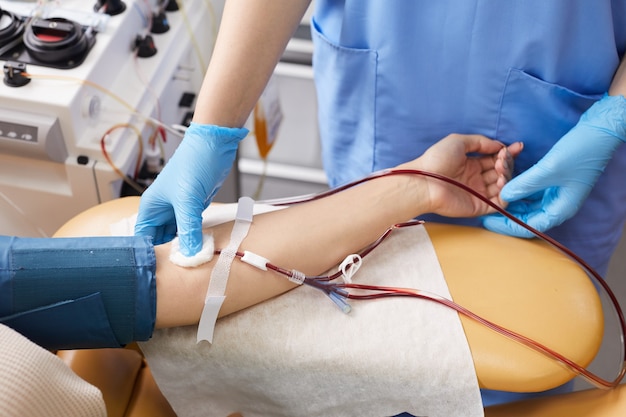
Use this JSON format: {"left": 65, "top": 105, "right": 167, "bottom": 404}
{"left": 132, "top": 204, "right": 484, "bottom": 417}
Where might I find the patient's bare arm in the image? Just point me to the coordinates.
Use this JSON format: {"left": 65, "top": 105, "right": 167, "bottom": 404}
{"left": 155, "top": 135, "right": 522, "bottom": 328}
{"left": 0, "top": 134, "right": 519, "bottom": 350}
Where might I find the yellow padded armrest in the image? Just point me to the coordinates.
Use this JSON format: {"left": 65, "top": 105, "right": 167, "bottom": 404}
{"left": 426, "top": 223, "right": 603, "bottom": 392}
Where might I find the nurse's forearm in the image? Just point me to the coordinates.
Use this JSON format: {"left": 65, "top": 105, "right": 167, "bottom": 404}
{"left": 609, "top": 55, "right": 626, "bottom": 96}
{"left": 192, "top": 0, "right": 311, "bottom": 127}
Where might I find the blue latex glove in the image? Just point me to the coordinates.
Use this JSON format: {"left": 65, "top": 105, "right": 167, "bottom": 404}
{"left": 483, "top": 94, "right": 626, "bottom": 237}
{"left": 134, "top": 123, "right": 249, "bottom": 255}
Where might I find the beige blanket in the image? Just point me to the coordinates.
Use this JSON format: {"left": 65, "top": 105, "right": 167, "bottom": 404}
{"left": 0, "top": 324, "right": 106, "bottom": 417}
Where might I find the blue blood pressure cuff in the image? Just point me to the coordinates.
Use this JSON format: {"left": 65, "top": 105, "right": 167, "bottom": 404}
{"left": 0, "top": 235, "right": 156, "bottom": 350}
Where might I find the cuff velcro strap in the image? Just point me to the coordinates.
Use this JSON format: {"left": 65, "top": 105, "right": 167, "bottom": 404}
{"left": 1, "top": 293, "right": 120, "bottom": 350}
{"left": 0, "top": 235, "right": 156, "bottom": 350}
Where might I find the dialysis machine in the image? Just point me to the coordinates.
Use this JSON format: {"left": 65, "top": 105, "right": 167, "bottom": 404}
{"left": 0, "top": 0, "right": 225, "bottom": 237}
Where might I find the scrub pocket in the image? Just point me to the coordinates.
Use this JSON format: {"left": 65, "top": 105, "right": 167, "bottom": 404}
{"left": 311, "top": 18, "right": 378, "bottom": 186}
{"left": 496, "top": 68, "right": 603, "bottom": 174}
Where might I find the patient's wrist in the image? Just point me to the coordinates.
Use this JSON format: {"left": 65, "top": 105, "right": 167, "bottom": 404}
{"left": 389, "top": 163, "right": 432, "bottom": 217}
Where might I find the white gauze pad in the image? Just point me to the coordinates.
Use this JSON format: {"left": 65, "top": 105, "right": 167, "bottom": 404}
{"left": 169, "top": 233, "right": 215, "bottom": 267}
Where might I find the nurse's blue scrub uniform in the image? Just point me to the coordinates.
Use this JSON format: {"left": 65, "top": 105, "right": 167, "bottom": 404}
{"left": 311, "top": 0, "right": 626, "bottom": 408}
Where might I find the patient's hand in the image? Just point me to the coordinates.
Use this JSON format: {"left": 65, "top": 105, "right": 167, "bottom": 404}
{"left": 402, "top": 134, "right": 523, "bottom": 218}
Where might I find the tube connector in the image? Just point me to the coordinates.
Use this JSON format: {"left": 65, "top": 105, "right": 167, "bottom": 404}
{"left": 289, "top": 269, "right": 305, "bottom": 285}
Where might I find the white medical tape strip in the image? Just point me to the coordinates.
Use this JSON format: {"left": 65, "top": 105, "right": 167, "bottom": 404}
{"left": 241, "top": 251, "right": 269, "bottom": 271}
{"left": 197, "top": 196, "right": 255, "bottom": 344}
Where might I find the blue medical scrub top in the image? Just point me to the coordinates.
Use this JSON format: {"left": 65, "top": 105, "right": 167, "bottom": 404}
{"left": 312, "top": 0, "right": 626, "bottom": 276}
{"left": 311, "top": 0, "right": 626, "bottom": 408}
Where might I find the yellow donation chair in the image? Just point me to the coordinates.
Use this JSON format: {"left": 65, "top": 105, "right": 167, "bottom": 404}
{"left": 52, "top": 197, "right": 622, "bottom": 416}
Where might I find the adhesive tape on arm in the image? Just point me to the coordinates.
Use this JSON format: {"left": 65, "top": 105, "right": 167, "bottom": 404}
{"left": 196, "top": 196, "right": 255, "bottom": 343}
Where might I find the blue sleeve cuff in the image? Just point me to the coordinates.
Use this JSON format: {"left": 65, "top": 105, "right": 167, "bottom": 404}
{"left": 0, "top": 235, "right": 157, "bottom": 350}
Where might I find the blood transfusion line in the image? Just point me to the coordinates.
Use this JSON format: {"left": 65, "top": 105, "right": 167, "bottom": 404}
{"left": 211, "top": 168, "right": 626, "bottom": 390}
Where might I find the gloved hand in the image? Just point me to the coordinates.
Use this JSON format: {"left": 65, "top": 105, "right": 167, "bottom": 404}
{"left": 483, "top": 94, "right": 626, "bottom": 237}
{"left": 134, "top": 123, "right": 249, "bottom": 255}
